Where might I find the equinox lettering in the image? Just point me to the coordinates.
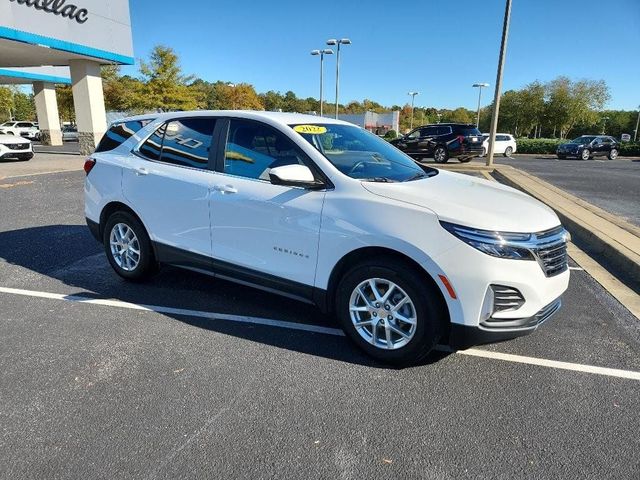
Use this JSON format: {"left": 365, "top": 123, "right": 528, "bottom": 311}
{"left": 9, "top": 0, "right": 89, "bottom": 24}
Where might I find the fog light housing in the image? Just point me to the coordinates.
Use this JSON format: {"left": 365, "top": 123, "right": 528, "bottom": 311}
{"left": 480, "top": 284, "right": 525, "bottom": 322}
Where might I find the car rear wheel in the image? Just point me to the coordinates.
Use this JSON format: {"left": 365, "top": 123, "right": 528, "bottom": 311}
{"left": 335, "top": 259, "right": 445, "bottom": 366}
{"left": 433, "top": 146, "right": 449, "bottom": 163}
{"left": 504, "top": 146, "right": 513, "bottom": 157}
{"left": 608, "top": 148, "right": 618, "bottom": 160}
{"left": 581, "top": 149, "right": 590, "bottom": 160}
{"left": 103, "top": 211, "right": 157, "bottom": 281}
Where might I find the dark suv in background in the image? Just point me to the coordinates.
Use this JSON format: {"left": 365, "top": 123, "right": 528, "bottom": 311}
{"left": 390, "top": 123, "right": 484, "bottom": 163}
{"left": 556, "top": 135, "right": 619, "bottom": 160}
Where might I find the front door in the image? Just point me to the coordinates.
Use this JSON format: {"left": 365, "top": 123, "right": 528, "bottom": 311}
{"left": 209, "top": 118, "right": 325, "bottom": 292}
{"left": 122, "top": 117, "right": 218, "bottom": 265}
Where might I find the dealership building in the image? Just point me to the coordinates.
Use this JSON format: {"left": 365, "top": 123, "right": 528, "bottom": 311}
{"left": 0, "top": 0, "right": 134, "bottom": 154}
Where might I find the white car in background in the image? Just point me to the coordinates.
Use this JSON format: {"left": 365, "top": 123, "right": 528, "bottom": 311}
{"left": 482, "top": 133, "right": 517, "bottom": 157}
{"left": 84, "top": 111, "right": 569, "bottom": 366}
{"left": 62, "top": 125, "right": 79, "bottom": 142}
{"left": 0, "top": 134, "right": 33, "bottom": 161}
{"left": 0, "top": 121, "right": 40, "bottom": 141}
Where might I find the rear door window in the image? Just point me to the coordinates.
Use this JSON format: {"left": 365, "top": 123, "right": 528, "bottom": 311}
{"left": 138, "top": 124, "right": 166, "bottom": 161}
{"left": 421, "top": 126, "right": 438, "bottom": 136}
{"left": 96, "top": 119, "right": 153, "bottom": 152}
{"left": 159, "top": 118, "right": 216, "bottom": 168}
{"left": 458, "top": 126, "right": 482, "bottom": 136}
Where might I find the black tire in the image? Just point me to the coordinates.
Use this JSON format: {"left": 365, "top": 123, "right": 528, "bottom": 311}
{"left": 557, "top": 154, "right": 566, "bottom": 159}
{"left": 335, "top": 259, "right": 446, "bottom": 366}
{"left": 503, "top": 146, "right": 513, "bottom": 157}
{"left": 458, "top": 156, "right": 472, "bottom": 163}
{"left": 433, "top": 146, "right": 449, "bottom": 163}
{"left": 23, "top": 153, "right": 33, "bottom": 161}
{"left": 608, "top": 148, "right": 618, "bottom": 160}
{"left": 103, "top": 211, "right": 157, "bottom": 281}
{"left": 581, "top": 149, "right": 590, "bottom": 160}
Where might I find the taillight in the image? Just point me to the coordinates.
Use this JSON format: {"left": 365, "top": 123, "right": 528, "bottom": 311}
{"left": 84, "top": 158, "right": 96, "bottom": 175}
{"left": 457, "top": 135, "right": 465, "bottom": 145}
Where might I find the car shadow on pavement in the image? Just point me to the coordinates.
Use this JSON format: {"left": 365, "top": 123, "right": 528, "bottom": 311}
{"left": 0, "top": 224, "right": 452, "bottom": 369}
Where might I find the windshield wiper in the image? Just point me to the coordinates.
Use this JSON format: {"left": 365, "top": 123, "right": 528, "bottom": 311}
{"left": 361, "top": 177, "right": 394, "bottom": 183}
{"left": 405, "top": 172, "right": 428, "bottom": 182}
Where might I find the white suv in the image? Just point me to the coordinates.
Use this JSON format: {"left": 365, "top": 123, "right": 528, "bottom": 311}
{"left": 482, "top": 133, "right": 517, "bottom": 157}
{"left": 85, "top": 111, "right": 569, "bottom": 365}
{"left": 0, "top": 121, "right": 40, "bottom": 140}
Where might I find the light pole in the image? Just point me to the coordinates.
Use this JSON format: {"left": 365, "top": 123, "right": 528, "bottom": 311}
{"left": 472, "top": 83, "right": 489, "bottom": 128}
{"left": 311, "top": 49, "right": 334, "bottom": 116}
{"left": 408, "top": 91, "right": 419, "bottom": 129}
{"left": 601, "top": 116, "right": 610, "bottom": 134}
{"left": 436, "top": 112, "right": 442, "bottom": 124}
{"left": 486, "top": 0, "right": 512, "bottom": 167}
{"left": 326, "top": 38, "right": 351, "bottom": 119}
{"left": 634, "top": 105, "right": 640, "bottom": 142}
{"left": 227, "top": 83, "right": 236, "bottom": 109}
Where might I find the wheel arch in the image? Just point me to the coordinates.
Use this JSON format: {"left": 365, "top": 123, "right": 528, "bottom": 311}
{"left": 324, "top": 246, "right": 451, "bottom": 327}
{"left": 99, "top": 201, "right": 159, "bottom": 263}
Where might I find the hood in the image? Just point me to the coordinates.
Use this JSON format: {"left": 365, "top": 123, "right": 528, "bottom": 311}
{"left": 361, "top": 170, "right": 560, "bottom": 233}
{"left": 0, "top": 134, "right": 30, "bottom": 143}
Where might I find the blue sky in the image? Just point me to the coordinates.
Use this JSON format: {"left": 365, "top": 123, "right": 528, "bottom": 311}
{"left": 123, "top": 0, "right": 640, "bottom": 110}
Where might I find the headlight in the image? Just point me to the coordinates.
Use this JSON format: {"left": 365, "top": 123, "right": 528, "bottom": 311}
{"left": 440, "top": 221, "right": 535, "bottom": 260}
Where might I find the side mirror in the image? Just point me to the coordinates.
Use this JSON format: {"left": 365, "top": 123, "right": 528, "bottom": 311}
{"left": 269, "top": 164, "right": 324, "bottom": 189}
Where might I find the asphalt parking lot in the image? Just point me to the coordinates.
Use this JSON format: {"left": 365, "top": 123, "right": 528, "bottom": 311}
{"left": 496, "top": 155, "right": 640, "bottom": 226}
{"left": 1, "top": 156, "right": 639, "bottom": 479}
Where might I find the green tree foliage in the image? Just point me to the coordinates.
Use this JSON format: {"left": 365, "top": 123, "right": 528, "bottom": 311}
{"left": 0, "top": 86, "right": 14, "bottom": 121}
{"left": 55, "top": 85, "right": 75, "bottom": 123}
{"left": 13, "top": 91, "right": 36, "bottom": 121}
{"left": 138, "top": 45, "right": 201, "bottom": 111}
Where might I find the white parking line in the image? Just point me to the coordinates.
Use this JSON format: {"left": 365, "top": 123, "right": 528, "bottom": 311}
{"left": 1, "top": 285, "right": 639, "bottom": 381}
{"left": 569, "top": 266, "right": 584, "bottom": 271}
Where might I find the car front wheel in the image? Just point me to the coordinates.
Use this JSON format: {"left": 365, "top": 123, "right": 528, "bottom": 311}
{"left": 581, "top": 149, "right": 590, "bottom": 160}
{"left": 504, "top": 146, "right": 513, "bottom": 157}
{"left": 608, "top": 148, "right": 618, "bottom": 160}
{"left": 103, "top": 211, "right": 157, "bottom": 281}
{"left": 433, "top": 146, "right": 449, "bottom": 163}
{"left": 336, "top": 259, "right": 445, "bottom": 366}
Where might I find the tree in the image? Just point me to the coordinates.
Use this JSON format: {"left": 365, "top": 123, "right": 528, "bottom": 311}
{"left": 139, "top": 45, "right": 201, "bottom": 111}
{"left": 13, "top": 91, "right": 36, "bottom": 121}
{"left": 102, "top": 65, "right": 146, "bottom": 112}
{"left": 56, "top": 85, "right": 75, "bottom": 123}
{"left": 545, "top": 76, "right": 610, "bottom": 138}
{"left": 0, "top": 86, "right": 13, "bottom": 121}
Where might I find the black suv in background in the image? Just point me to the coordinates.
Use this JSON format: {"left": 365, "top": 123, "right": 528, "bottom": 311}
{"left": 556, "top": 135, "right": 619, "bottom": 160}
{"left": 390, "top": 123, "right": 484, "bottom": 163}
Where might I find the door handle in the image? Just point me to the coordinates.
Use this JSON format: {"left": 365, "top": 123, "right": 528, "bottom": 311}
{"left": 135, "top": 167, "right": 149, "bottom": 176}
{"left": 214, "top": 184, "right": 237, "bottom": 194}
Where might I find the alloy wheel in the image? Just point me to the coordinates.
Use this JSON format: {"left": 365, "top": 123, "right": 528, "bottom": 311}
{"left": 581, "top": 149, "right": 590, "bottom": 160}
{"left": 349, "top": 278, "right": 417, "bottom": 350}
{"left": 109, "top": 223, "right": 141, "bottom": 272}
{"left": 610, "top": 149, "right": 618, "bottom": 160}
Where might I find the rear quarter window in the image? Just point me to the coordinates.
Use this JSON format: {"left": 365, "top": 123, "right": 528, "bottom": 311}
{"left": 95, "top": 119, "right": 152, "bottom": 153}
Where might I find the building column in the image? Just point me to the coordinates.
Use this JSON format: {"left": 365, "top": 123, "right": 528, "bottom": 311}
{"left": 33, "top": 82, "right": 63, "bottom": 146}
{"left": 69, "top": 59, "right": 107, "bottom": 155}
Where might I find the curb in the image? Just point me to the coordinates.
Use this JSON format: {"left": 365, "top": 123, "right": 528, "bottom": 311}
{"left": 491, "top": 166, "right": 640, "bottom": 294}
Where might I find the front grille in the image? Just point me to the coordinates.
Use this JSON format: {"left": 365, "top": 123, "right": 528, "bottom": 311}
{"left": 533, "top": 226, "right": 568, "bottom": 277}
{"left": 4, "top": 143, "right": 29, "bottom": 150}
{"left": 491, "top": 285, "right": 525, "bottom": 313}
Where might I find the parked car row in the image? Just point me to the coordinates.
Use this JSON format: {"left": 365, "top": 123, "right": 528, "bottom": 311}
{"left": 0, "top": 121, "right": 39, "bottom": 140}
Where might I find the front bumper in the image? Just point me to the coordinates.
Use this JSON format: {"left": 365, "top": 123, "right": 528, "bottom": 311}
{"left": 448, "top": 297, "right": 561, "bottom": 349}
{"left": 0, "top": 150, "right": 33, "bottom": 160}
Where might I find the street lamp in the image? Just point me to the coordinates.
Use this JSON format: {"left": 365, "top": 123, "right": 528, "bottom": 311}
{"left": 601, "top": 116, "right": 610, "bottom": 134}
{"left": 486, "top": 0, "right": 512, "bottom": 166}
{"left": 311, "top": 49, "right": 334, "bottom": 116}
{"left": 634, "top": 105, "right": 640, "bottom": 142}
{"left": 408, "top": 91, "right": 419, "bottom": 129}
{"left": 326, "top": 38, "right": 351, "bottom": 119}
{"left": 227, "top": 83, "right": 236, "bottom": 109}
{"left": 472, "top": 83, "right": 489, "bottom": 128}
{"left": 436, "top": 112, "right": 442, "bottom": 124}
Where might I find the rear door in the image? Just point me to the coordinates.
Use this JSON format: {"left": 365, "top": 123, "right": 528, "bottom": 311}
{"left": 122, "top": 117, "right": 219, "bottom": 265}
{"left": 416, "top": 126, "right": 438, "bottom": 153}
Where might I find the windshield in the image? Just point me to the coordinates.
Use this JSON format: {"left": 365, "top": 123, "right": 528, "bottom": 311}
{"left": 290, "top": 123, "right": 434, "bottom": 182}
{"left": 571, "top": 136, "right": 596, "bottom": 144}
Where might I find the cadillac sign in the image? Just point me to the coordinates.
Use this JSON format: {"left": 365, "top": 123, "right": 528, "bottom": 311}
{"left": 9, "top": 0, "right": 89, "bottom": 24}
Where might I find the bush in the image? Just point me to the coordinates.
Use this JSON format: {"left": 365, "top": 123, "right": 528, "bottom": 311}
{"left": 384, "top": 129, "right": 397, "bottom": 140}
{"left": 515, "top": 138, "right": 565, "bottom": 154}
{"left": 619, "top": 142, "right": 640, "bottom": 156}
